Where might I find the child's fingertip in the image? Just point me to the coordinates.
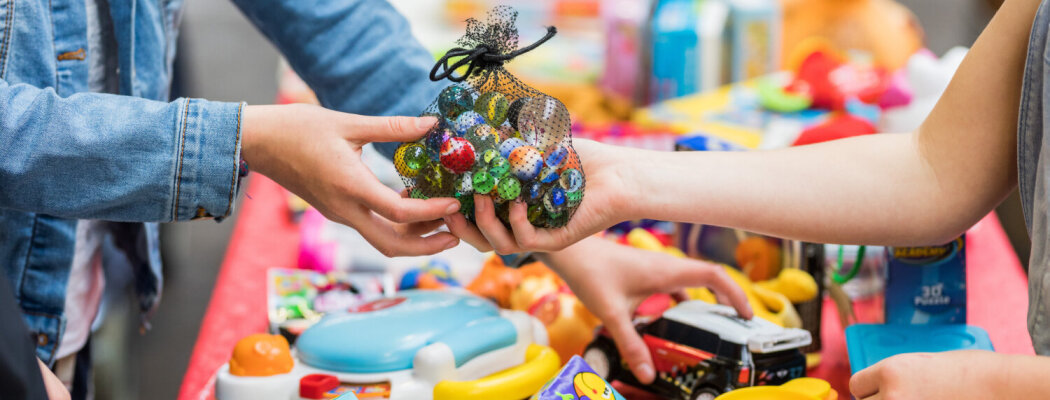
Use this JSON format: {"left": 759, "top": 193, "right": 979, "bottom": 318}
{"left": 443, "top": 238, "right": 459, "bottom": 250}
{"left": 417, "top": 116, "right": 438, "bottom": 130}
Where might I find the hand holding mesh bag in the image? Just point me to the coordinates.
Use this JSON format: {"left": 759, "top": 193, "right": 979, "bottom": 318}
{"left": 393, "top": 6, "right": 585, "bottom": 229}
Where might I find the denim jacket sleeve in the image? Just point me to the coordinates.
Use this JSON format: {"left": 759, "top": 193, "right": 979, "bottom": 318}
{"left": 232, "top": 0, "right": 444, "bottom": 160}
{"left": 0, "top": 80, "right": 244, "bottom": 222}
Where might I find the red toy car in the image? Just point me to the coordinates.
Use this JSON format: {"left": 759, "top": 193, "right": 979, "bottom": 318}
{"left": 583, "top": 302, "right": 811, "bottom": 400}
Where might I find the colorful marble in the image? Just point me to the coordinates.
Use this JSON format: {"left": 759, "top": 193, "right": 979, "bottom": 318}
{"left": 543, "top": 187, "right": 566, "bottom": 213}
{"left": 425, "top": 127, "right": 454, "bottom": 161}
{"left": 523, "top": 181, "right": 544, "bottom": 204}
{"left": 437, "top": 85, "right": 474, "bottom": 119}
{"left": 481, "top": 149, "right": 500, "bottom": 164}
{"left": 508, "top": 145, "right": 543, "bottom": 181}
{"left": 457, "top": 171, "right": 474, "bottom": 194}
{"left": 488, "top": 156, "right": 510, "bottom": 178}
{"left": 497, "top": 177, "right": 521, "bottom": 201}
{"left": 475, "top": 92, "right": 509, "bottom": 127}
{"left": 544, "top": 146, "right": 568, "bottom": 168}
{"left": 539, "top": 167, "right": 560, "bottom": 184}
{"left": 499, "top": 138, "right": 527, "bottom": 159}
{"left": 394, "top": 143, "right": 428, "bottom": 178}
{"left": 507, "top": 97, "right": 529, "bottom": 131}
{"left": 527, "top": 204, "right": 544, "bottom": 224}
{"left": 419, "top": 164, "right": 454, "bottom": 195}
{"left": 453, "top": 111, "right": 485, "bottom": 135}
{"left": 439, "top": 137, "right": 476, "bottom": 173}
{"left": 559, "top": 168, "right": 583, "bottom": 192}
{"left": 517, "top": 96, "right": 570, "bottom": 150}
{"left": 472, "top": 169, "right": 496, "bottom": 194}
{"left": 565, "top": 190, "right": 583, "bottom": 208}
{"left": 465, "top": 125, "right": 499, "bottom": 152}
{"left": 455, "top": 191, "right": 475, "bottom": 216}
{"left": 547, "top": 211, "right": 567, "bottom": 228}
{"left": 497, "top": 124, "right": 517, "bottom": 141}
{"left": 410, "top": 188, "right": 427, "bottom": 200}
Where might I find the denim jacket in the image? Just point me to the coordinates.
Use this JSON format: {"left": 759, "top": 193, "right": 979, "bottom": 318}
{"left": 1019, "top": 0, "right": 1050, "bottom": 356}
{"left": 0, "top": 0, "right": 441, "bottom": 364}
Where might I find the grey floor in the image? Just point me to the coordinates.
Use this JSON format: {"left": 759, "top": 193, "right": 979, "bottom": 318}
{"left": 99, "top": 1, "right": 1017, "bottom": 399}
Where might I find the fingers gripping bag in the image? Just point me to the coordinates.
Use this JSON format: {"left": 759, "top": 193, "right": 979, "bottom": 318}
{"left": 393, "top": 7, "right": 585, "bottom": 228}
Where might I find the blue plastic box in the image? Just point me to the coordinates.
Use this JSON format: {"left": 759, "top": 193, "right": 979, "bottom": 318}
{"left": 884, "top": 236, "right": 967, "bottom": 325}
{"left": 845, "top": 324, "right": 994, "bottom": 374}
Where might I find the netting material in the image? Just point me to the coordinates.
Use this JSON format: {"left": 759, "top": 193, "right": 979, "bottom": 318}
{"left": 394, "top": 7, "right": 584, "bottom": 228}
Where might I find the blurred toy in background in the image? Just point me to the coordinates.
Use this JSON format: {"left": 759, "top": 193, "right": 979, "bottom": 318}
{"left": 727, "top": 0, "right": 780, "bottom": 83}
{"left": 267, "top": 268, "right": 390, "bottom": 341}
{"left": 584, "top": 302, "right": 811, "bottom": 400}
{"left": 675, "top": 133, "right": 746, "bottom": 152}
{"left": 572, "top": 122, "right": 681, "bottom": 151}
{"left": 509, "top": 267, "right": 602, "bottom": 363}
{"left": 649, "top": 0, "right": 729, "bottom": 102}
{"left": 398, "top": 260, "right": 461, "bottom": 290}
{"left": 781, "top": 41, "right": 889, "bottom": 111}
{"left": 530, "top": 355, "right": 626, "bottom": 400}
{"left": 880, "top": 47, "right": 968, "bottom": 133}
{"left": 467, "top": 255, "right": 602, "bottom": 363}
{"left": 286, "top": 193, "right": 310, "bottom": 222}
{"left": 715, "top": 377, "right": 837, "bottom": 400}
{"left": 466, "top": 255, "right": 536, "bottom": 308}
{"left": 780, "top": 0, "right": 922, "bottom": 70}
{"left": 600, "top": 0, "right": 653, "bottom": 111}
{"left": 734, "top": 235, "right": 782, "bottom": 282}
{"left": 792, "top": 113, "right": 877, "bottom": 146}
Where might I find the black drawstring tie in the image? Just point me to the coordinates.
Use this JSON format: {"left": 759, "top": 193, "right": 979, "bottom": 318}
{"left": 430, "top": 26, "right": 557, "bottom": 82}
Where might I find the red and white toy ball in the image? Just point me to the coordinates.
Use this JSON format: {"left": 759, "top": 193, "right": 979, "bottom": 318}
{"left": 439, "top": 137, "right": 476, "bottom": 174}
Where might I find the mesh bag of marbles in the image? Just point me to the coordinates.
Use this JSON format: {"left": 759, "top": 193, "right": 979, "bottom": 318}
{"left": 393, "top": 7, "right": 584, "bottom": 228}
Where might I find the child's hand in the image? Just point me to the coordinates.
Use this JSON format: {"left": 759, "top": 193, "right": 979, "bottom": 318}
{"left": 447, "top": 139, "right": 636, "bottom": 254}
{"left": 538, "top": 237, "right": 752, "bottom": 384}
{"left": 242, "top": 104, "right": 461, "bottom": 257}
{"left": 850, "top": 350, "right": 1005, "bottom": 399}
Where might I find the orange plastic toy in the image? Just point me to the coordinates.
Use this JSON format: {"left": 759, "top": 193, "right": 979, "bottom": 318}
{"left": 228, "top": 333, "right": 294, "bottom": 377}
{"left": 735, "top": 236, "right": 782, "bottom": 282}
{"left": 467, "top": 255, "right": 601, "bottom": 363}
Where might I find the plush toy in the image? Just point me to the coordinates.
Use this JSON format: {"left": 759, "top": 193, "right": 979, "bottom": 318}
{"left": 781, "top": 0, "right": 923, "bottom": 70}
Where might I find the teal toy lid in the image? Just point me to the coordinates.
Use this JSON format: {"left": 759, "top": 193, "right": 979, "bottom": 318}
{"left": 845, "top": 324, "right": 994, "bottom": 374}
{"left": 296, "top": 290, "right": 516, "bottom": 373}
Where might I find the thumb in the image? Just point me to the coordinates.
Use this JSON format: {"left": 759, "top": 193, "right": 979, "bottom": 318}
{"left": 604, "top": 313, "right": 656, "bottom": 384}
{"left": 346, "top": 115, "right": 438, "bottom": 143}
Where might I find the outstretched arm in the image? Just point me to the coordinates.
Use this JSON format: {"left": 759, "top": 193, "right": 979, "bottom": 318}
{"left": 461, "top": 0, "right": 1040, "bottom": 252}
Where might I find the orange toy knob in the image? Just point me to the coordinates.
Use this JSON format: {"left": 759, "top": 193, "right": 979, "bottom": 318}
{"left": 229, "top": 334, "right": 294, "bottom": 377}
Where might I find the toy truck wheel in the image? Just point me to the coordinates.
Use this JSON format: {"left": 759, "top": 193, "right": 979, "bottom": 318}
{"left": 690, "top": 387, "right": 720, "bottom": 400}
{"left": 582, "top": 338, "right": 620, "bottom": 381}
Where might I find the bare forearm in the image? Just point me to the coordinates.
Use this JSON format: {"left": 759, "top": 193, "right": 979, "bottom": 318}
{"left": 999, "top": 354, "right": 1050, "bottom": 397}
{"left": 623, "top": 133, "right": 989, "bottom": 246}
